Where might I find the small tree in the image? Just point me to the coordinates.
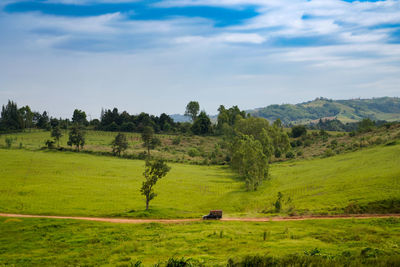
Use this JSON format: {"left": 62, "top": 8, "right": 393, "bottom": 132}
{"left": 275, "top": 192, "right": 283, "bottom": 213}
{"left": 111, "top": 133, "right": 128, "bottom": 156}
{"left": 141, "top": 126, "right": 160, "bottom": 157}
{"left": 5, "top": 137, "right": 13, "bottom": 149}
{"left": 67, "top": 124, "right": 85, "bottom": 151}
{"left": 140, "top": 159, "right": 171, "bottom": 210}
{"left": 184, "top": 101, "right": 200, "bottom": 122}
{"left": 51, "top": 126, "right": 62, "bottom": 147}
{"left": 291, "top": 125, "right": 307, "bottom": 138}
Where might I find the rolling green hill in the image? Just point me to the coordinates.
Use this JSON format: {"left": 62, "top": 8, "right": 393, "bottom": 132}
{"left": 249, "top": 97, "right": 400, "bottom": 125}
{"left": 0, "top": 142, "right": 399, "bottom": 218}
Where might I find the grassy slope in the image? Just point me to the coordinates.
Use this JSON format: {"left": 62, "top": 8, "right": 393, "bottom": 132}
{"left": 0, "top": 143, "right": 399, "bottom": 218}
{"left": 0, "top": 130, "right": 224, "bottom": 164}
{"left": 0, "top": 217, "right": 399, "bottom": 266}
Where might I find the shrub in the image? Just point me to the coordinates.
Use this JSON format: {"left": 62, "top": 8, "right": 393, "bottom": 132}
{"left": 166, "top": 257, "right": 200, "bottom": 267}
{"left": 285, "top": 151, "right": 295, "bottom": 159}
{"left": 330, "top": 139, "right": 338, "bottom": 149}
{"left": 296, "top": 139, "right": 303, "bottom": 147}
{"left": 172, "top": 136, "right": 182, "bottom": 145}
{"left": 324, "top": 149, "right": 334, "bottom": 158}
{"left": 5, "top": 137, "right": 13, "bottom": 148}
{"left": 304, "top": 139, "right": 312, "bottom": 147}
{"left": 291, "top": 125, "right": 307, "bottom": 138}
{"left": 188, "top": 148, "right": 200, "bottom": 157}
{"left": 45, "top": 139, "right": 55, "bottom": 149}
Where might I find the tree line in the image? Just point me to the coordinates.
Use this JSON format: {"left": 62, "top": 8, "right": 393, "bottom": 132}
{"left": 0, "top": 100, "right": 214, "bottom": 135}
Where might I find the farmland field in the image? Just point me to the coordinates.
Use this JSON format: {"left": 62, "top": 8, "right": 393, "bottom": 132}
{"left": 0, "top": 143, "right": 399, "bottom": 218}
{"left": 0, "top": 217, "right": 399, "bottom": 266}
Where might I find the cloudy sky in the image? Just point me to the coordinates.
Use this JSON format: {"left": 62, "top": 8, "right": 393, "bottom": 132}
{"left": 0, "top": 0, "right": 399, "bottom": 118}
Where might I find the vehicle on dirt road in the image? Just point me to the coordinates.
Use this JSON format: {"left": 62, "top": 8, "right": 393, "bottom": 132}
{"left": 202, "top": 210, "right": 222, "bottom": 220}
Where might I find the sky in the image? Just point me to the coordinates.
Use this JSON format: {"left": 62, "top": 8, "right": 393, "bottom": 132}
{"left": 0, "top": 0, "right": 400, "bottom": 119}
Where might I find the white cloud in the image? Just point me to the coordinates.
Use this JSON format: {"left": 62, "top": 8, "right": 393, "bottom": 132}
{"left": 0, "top": 0, "right": 399, "bottom": 116}
{"left": 176, "top": 33, "right": 266, "bottom": 44}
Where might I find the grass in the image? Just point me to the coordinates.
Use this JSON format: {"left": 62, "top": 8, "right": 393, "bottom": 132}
{"left": 0, "top": 217, "right": 399, "bottom": 266}
{"left": 0, "top": 142, "right": 399, "bottom": 218}
{"left": 0, "top": 129, "right": 225, "bottom": 164}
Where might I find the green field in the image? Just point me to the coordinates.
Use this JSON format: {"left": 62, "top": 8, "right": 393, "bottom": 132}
{"left": 0, "top": 129, "right": 224, "bottom": 164}
{"left": 1, "top": 217, "right": 399, "bottom": 266}
{"left": 0, "top": 143, "right": 399, "bottom": 218}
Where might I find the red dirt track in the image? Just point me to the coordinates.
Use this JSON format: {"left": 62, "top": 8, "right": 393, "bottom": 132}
{"left": 0, "top": 213, "right": 399, "bottom": 224}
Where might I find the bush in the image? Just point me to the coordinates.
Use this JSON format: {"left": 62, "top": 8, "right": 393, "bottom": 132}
{"left": 324, "top": 149, "right": 335, "bottom": 157}
{"left": 188, "top": 148, "right": 200, "bottom": 157}
{"left": 5, "top": 137, "right": 13, "bottom": 148}
{"left": 291, "top": 125, "right": 307, "bottom": 138}
{"left": 172, "top": 136, "right": 182, "bottom": 145}
{"left": 166, "top": 257, "right": 200, "bottom": 267}
{"left": 330, "top": 139, "right": 338, "bottom": 149}
{"left": 285, "top": 151, "right": 295, "bottom": 159}
{"left": 45, "top": 139, "right": 55, "bottom": 149}
{"left": 304, "top": 139, "right": 312, "bottom": 147}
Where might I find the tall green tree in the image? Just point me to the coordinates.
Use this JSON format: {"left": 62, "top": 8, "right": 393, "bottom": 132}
{"left": 72, "top": 109, "right": 88, "bottom": 126}
{"left": 111, "top": 133, "right": 129, "bottom": 156}
{"left": 36, "top": 111, "right": 50, "bottom": 129}
{"left": 19, "top": 105, "right": 33, "bottom": 130}
{"left": 141, "top": 126, "right": 160, "bottom": 157}
{"left": 51, "top": 126, "right": 63, "bottom": 147}
{"left": 140, "top": 159, "right": 171, "bottom": 210}
{"left": 184, "top": 101, "right": 200, "bottom": 122}
{"left": 270, "top": 119, "right": 290, "bottom": 158}
{"left": 191, "top": 111, "right": 212, "bottom": 135}
{"left": 0, "top": 100, "right": 22, "bottom": 130}
{"left": 217, "top": 105, "right": 246, "bottom": 129}
{"left": 67, "top": 124, "right": 85, "bottom": 151}
{"left": 234, "top": 117, "right": 274, "bottom": 157}
{"left": 231, "top": 134, "right": 269, "bottom": 191}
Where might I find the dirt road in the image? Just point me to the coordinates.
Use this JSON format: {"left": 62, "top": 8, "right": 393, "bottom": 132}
{"left": 0, "top": 213, "right": 399, "bottom": 224}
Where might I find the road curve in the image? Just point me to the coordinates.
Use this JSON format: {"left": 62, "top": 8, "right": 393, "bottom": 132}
{"left": 0, "top": 213, "right": 399, "bottom": 224}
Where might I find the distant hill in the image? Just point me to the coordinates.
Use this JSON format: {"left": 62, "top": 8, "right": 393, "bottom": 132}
{"left": 169, "top": 114, "right": 191, "bottom": 123}
{"left": 248, "top": 97, "right": 400, "bottom": 125}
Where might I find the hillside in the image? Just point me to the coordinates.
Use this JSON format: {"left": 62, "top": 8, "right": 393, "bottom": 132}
{"left": 249, "top": 97, "right": 400, "bottom": 125}
{"left": 1, "top": 143, "right": 399, "bottom": 218}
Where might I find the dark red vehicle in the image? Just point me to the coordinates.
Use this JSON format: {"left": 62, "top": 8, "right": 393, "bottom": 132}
{"left": 202, "top": 210, "right": 222, "bottom": 220}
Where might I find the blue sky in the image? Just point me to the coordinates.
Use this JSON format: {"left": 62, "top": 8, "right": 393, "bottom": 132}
{"left": 0, "top": 0, "right": 399, "bottom": 118}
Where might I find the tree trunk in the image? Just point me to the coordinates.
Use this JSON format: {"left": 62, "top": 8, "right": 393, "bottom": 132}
{"left": 146, "top": 197, "right": 149, "bottom": 210}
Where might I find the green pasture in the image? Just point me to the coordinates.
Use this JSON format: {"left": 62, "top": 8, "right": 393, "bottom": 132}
{"left": 0, "top": 217, "right": 399, "bottom": 266}
{"left": 0, "top": 143, "right": 399, "bottom": 218}
{"left": 0, "top": 129, "right": 223, "bottom": 164}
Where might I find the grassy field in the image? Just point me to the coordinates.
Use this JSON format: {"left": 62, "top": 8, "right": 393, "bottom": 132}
{"left": 0, "top": 142, "right": 399, "bottom": 218}
{"left": 0, "top": 217, "right": 399, "bottom": 266}
{"left": 0, "top": 129, "right": 225, "bottom": 164}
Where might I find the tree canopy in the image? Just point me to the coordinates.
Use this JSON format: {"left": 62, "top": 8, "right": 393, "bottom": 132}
{"left": 67, "top": 124, "right": 85, "bottom": 151}
{"left": 140, "top": 159, "right": 171, "bottom": 210}
{"left": 111, "top": 133, "right": 129, "bottom": 156}
{"left": 191, "top": 111, "right": 212, "bottom": 135}
{"left": 184, "top": 101, "right": 200, "bottom": 122}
